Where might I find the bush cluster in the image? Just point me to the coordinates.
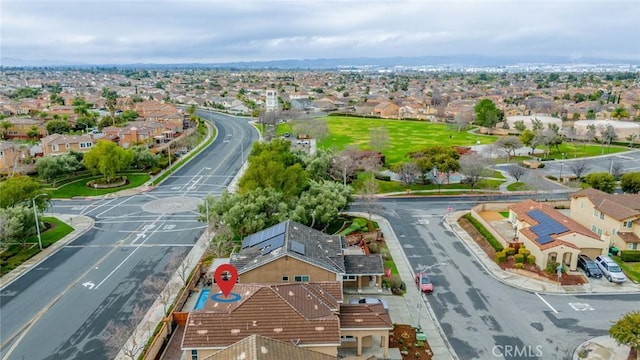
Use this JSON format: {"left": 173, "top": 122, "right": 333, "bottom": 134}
{"left": 464, "top": 214, "right": 504, "bottom": 252}
{"left": 620, "top": 250, "right": 640, "bottom": 262}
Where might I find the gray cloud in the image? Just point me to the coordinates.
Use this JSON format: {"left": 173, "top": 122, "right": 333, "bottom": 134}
{"left": 1, "top": 0, "right": 638, "bottom": 64}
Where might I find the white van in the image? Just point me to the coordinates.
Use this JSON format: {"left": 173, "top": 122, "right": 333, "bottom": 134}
{"left": 594, "top": 255, "right": 627, "bottom": 283}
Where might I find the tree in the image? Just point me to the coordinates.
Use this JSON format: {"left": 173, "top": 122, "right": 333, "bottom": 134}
{"left": 609, "top": 310, "right": 640, "bottom": 355}
{"left": 513, "top": 120, "right": 526, "bottom": 133}
{"left": 508, "top": 165, "right": 527, "bottom": 182}
{"left": 474, "top": 99, "right": 499, "bottom": 132}
{"left": 459, "top": 153, "right": 492, "bottom": 188}
{"left": 103, "top": 305, "right": 147, "bottom": 360}
{"left": 83, "top": 139, "right": 133, "bottom": 183}
{"left": 36, "top": 153, "right": 83, "bottom": 186}
{"left": 0, "top": 176, "right": 48, "bottom": 210}
{"left": 410, "top": 145, "right": 460, "bottom": 184}
{"left": 611, "top": 106, "right": 630, "bottom": 120}
{"left": 569, "top": 160, "right": 591, "bottom": 180}
{"left": 102, "top": 87, "right": 118, "bottom": 119}
{"left": 26, "top": 125, "right": 40, "bottom": 139}
{"left": 186, "top": 104, "right": 197, "bottom": 116}
{"left": 586, "top": 124, "right": 597, "bottom": 146}
{"left": 359, "top": 175, "right": 381, "bottom": 221}
{"left": 45, "top": 119, "right": 72, "bottom": 134}
{"left": 621, "top": 172, "right": 640, "bottom": 193}
{"left": 584, "top": 172, "right": 615, "bottom": 193}
{"left": 291, "top": 180, "right": 352, "bottom": 230}
{"left": 0, "top": 120, "right": 13, "bottom": 139}
{"left": 143, "top": 277, "right": 179, "bottom": 315}
{"left": 0, "top": 206, "right": 35, "bottom": 246}
{"left": 131, "top": 145, "right": 159, "bottom": 169}
{"left": 626, "top": 133, "right": 638, "bottom": 147}
{"left": 611, "top": 162, "right": 624, "bottom": 181}
{"left": 519, "top": 129, "right": 538, "bottom": 155}
{"left": 454, "top": 109, "right": 473, "bottom": 132}
{"left": 120, "top": 110, "right": 140, "bottom": 122}
{"left": 225, "top": 187, "right": 290, "bottom": 237}
{"left": 565, "top": 126, "right": 580, "bottom": 158}
{"left": 329, "top": 147, "right": 359, "bottom": 185}
{"left": 599, "top": 124, "right": 618, "bottom": 154}
{"left": 495, "top": 136, "right": 523, "bottom": 161}
{"left": 369, "top": 126, "right": 390, "bottom": 153}
{"left": 395, "top": 161, "right": 422, "bottom": 186}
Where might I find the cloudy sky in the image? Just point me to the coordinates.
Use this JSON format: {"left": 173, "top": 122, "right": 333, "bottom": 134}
{"left": 2, "top": 0, "right": 639, "bottom": 65}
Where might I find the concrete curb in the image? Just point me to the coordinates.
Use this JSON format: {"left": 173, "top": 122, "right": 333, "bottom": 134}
{"left": 572, "top": 336, "right": 632, "bottom": 360}
{"left": 344, "top": 211, "right": 459, "bottom": 360}
{"left": 444, "top": 211, "right": 640, "bottom": 296}
{"left": 0, "top": 214, "right": 95, "bottom": 289}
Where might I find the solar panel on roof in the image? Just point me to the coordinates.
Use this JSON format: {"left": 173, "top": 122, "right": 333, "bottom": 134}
{"left": 241, "top": 222, "right": 287, "bottom": 249}
{"left": 527, "top": 209, "right": 568, "bottom": 245}
{"left": 260, "top": 233, "right": 286, "bottom": 255}
{"left": 537, "top": 236, "right": 553, "bottom": 245}
{"left": 290, "top": 241, "right": 305, "bottom": 255}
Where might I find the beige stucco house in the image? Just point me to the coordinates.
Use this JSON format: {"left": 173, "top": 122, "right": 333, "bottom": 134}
{"left": 230, "top": 220, "right": 385, "bottom": 292}
{"left": 570, "top": 188, "right": 640, "bottom": 251}
{"left": 509, "top": 200, "right": 607, "bottom": 270}
{"left": 41, "top": 133, "right": 94, "bottom": 156}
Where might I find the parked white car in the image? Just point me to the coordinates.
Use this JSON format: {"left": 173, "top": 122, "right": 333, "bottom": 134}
{"left": 595, "top": 255, "right": 627, "bottom": 283}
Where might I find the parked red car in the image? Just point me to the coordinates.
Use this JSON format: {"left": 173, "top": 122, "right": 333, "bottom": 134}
{"left": 415, "top": 272, "right": 434, "bottom": 293}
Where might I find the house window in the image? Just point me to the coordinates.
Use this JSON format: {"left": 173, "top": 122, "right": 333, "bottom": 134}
{"left": 0, "top": 151, "right": 3, "bottom": 156}
{"left": 65, "top": 143, "right": 70, "bottom": 149}
{"left": 281, "top": 276, "right": 289, "bottom": 282}
{"left": 623, "top": 221, "right": 633, "bottom": 228}
{"left": 191, "top": 349, "right": 198, "bottom": 360}
{"left": 341, "top": 336, "right": 356, "bottom": 342}
{"left": 342, "top": 275, "right": 357, "bottom": 280}
{"left": 597, "top": 228, "right": 603, "bottom": 236}
{"left": 628, "top": 243, "right": 638, "bottom": 250}
{"left": 52, "top": 144, "right": 58, "bottom": 151}
{"left": 591, "top": 225, "right": 597, "bottom": 233}
{"left": 600, "top": 212, "right": 604, "bottom": 219}
{"left": 612, "top": 228, "right": 617, "bottom": 235}
{"left": 294, "top": 275, "right": 310, "bottom": 282}
{"left": 593, "top": 209, "right": 598, "bottom": 217}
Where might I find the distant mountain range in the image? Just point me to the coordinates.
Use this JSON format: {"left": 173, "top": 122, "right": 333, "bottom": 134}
{"left": 1, "top": 54, "right": 639, "bottom": 69}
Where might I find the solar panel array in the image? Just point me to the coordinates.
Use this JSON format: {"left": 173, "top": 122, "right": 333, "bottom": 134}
{"left": 290, "top": 241, "right": 305, "bottom": 255}
{"left": 241, "top": 222, "right": 287, "bottom": 255}
{"left": 527, "top": 209, "right": 568, "bottom": 245}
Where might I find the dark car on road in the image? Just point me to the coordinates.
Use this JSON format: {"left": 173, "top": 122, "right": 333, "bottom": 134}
{"left": 577, "top": 254, "right": 603, "bottom": 278}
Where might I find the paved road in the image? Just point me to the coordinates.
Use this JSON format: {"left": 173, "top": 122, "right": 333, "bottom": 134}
{"left": 351, "top": 197, "right": 640, "bottom": 360}
{"left": 0, "top": 112, "right": 258, "bottom": 360}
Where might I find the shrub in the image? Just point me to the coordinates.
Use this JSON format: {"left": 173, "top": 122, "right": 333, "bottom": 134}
{"left": 506, "top": 247, "right": 516, "bottom": 256}
{"left": 527, "top": 255, "right": 536, "bottom": 265}
{"left": 495, "top": 251, "right": 507, "bottom": 264}
{"left": 620, "top": 250, "right": 640, "bottom": 262}
{"left": 463, "top": 214, "right": 504, "bottom": 252}
{"left": 519, "top": 248, "right": 531, "bottom": 258}
{"left": 514, "top": 253, "right": 525, "bottom": 263}
{"left": 538, "top": 163, "right": 545, "bottom": 168}
{"left": 374, "top": 173, "right": 391, "bottom": 181}
{"left": 515, "top": 263, "right": 525, "bottom": 269}
{"left": 381, "top": 249, "right": 392, "bottom": 261}
{"left": 368, "top": 242, "right": 380, "bottom": 254}
{"left": 545, "top": 261, "right": 562, "bottom": 274}
{"left": 547, "top": 175, "right": 558, "bottom": 181}
{"left": 389, "top": 274, "right": 403, "bottom": 290}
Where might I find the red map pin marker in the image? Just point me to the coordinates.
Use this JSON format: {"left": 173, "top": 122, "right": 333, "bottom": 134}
{"left": 214, "top": 264, "right": 238, "bottom": 297}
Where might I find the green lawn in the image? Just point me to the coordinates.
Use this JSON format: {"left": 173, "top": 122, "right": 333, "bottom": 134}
{"left": 318, "top": 116, "right": 495, "bottom": 165}
{"left": 49, "top": 174, "right": 150, "bottom": 198}
{"left": 352, "top": 172, "right": 504, "bottom": 194}
{"left": 0, "top": 217, "right": 73, "bottom": 276}
{"left": 507, "top": 182, "right": 528, "bottom": 191}
{"left": 613, "top": 256, "right": 640, "bottom": 283}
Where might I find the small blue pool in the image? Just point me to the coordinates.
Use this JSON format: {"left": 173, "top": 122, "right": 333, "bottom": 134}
{"left": 194, "top": 289, "right": 210, "bottom": 310}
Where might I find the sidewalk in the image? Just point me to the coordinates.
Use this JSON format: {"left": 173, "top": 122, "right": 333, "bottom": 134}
{"left": 345, "top": 212, "right": 459, "bottom": 360}
{"left": 0, "top": 213, "right": 95, "bottom": 288}
{"left": 444, "top": 210, "right": 639, "bottom": 360}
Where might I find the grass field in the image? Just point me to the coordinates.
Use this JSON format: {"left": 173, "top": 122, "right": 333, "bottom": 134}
{"left": 49, "top": 174, "right": 150, "bottom": 198}
{"left": 0, "top": 217, "right": 73, "bottom": 276}
{"left": 613, "top": 256, "right": 640, "bottom": 283}
{"left": 352, "top": 172, "right": 504, "bottom": 193}
{"left": 318, "top": 116, "right": 495, "bottom": 165}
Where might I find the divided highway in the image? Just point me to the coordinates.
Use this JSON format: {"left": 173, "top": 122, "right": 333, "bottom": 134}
{"left": 0, "top": 111, "right": 258, "bottom": 360}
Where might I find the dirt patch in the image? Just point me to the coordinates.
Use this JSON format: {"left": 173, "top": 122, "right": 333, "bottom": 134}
{"left": 479, "top": 210, "right": 506, "bottom": 221}
{"left": 389, "top": 324, "right": 433, "bottom": 360}
{"left": 457, "top": 217, "right": 586, "bottom": 286}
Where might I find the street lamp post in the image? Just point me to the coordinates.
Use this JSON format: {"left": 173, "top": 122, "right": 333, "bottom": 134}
{"left": 32, "top": 193, "right": 48, "bottom": 250}
{"left": 559, "top": 163, "right": 563, "bottom": 183}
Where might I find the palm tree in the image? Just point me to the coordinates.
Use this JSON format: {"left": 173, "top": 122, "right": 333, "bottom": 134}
{"left": 0, "top": 120, "right": 13, "bottom": 139}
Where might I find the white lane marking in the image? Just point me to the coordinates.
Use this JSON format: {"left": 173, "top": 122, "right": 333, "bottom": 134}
{"left": 535, "top": 292, "right": 558, "bottom": 314}
{"left": 568, "top": 302, "right": 594, "bottom": 311}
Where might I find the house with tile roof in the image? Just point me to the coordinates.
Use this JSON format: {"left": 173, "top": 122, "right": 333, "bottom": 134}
{"left": 570, "top": 188, "right": 640, "bottom": 251}
{"left": 40, "top": 133, "right": 94, "bottom": 156}
{"left": 229, "top": 220, "right": 385, "bottom": 292}
{"left": 202, "top": 334, "right": 338, "bottom": 360}
{"left": 0, "top": 141, "right": 31, "bottom": 174}
{"left": 182, "top": 282, "right": 393, "bottom": 359}
{"left": 509, "top": 200, "right": 607, "bottom": 270}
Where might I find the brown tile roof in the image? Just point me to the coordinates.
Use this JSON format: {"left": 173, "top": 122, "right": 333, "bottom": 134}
{"left": 571, "top": 188, "right": 640, "bottom": 221}
{"left": 41, "top": 133, "right": 93, "bottom": 146}
{"left": 338, "top": 304, "right": 393, "bottom": 330}
{"left": 618, "top": 232, "right": 640, "bottom": 244}
{"left": 182, "top": 282, "right": 341, "bottom": 350}
{"left": 203, "top": 334, "right": 337, "bottom": 360}
{"left": 510, "top": 199, "right": 601, "bottom": 249}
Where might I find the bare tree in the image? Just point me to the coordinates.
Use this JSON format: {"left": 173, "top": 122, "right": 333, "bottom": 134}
{"left": 359, "top": 176, "right": 381, "bottom": 221}
{"left": 454, "top": 108, "right": 473, "bottom": 132}
{"left": 329, "top": 147, "right": 359, "bottom": 185}
{"left": 611, "top": 162, "right": 624, "bottom": 180}
{"left": 167, "top": 253, "right": 193, "bottom": 286}
{"left": 292, "top": 118, "right": 329, "bottom": 140}
{"left": 459, "top": 153, "right": 492, "bottom": 188}
{"left": 507, "top": 166, "right": 527, "bottom": 182}
{"left": 103, "top": 305, "right": 148, "bottom": 360}
{"left": 569, "top": 159, "right": 591, "bottom": 179}
{"left": 143, "top": 277, "right": 179, "bottom": 315}
{"left": 495, "top": 136, "right": 523, "bottom": 161}
{"left": 396, "top": 161, "right": 421, "bottom": 186}
{"left": 599, "top": 124, "right": 618, "bottom": 154}
{"left": 369, "top": 126, "right": 390, "bottom": 153}
{"left": 565, "top": 126, "right": 580, "bottom": 158}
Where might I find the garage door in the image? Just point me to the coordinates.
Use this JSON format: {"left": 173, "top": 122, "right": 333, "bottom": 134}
{"left": 581, "top": 248, "right": 604, "bottom": 259}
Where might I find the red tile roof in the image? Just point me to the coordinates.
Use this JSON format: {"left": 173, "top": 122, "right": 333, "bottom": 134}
{"left": 571, "top": 188, "right": 640, "bottom": 221}
{"left": 338, "top": 304, "right": 393, "bottom": 330}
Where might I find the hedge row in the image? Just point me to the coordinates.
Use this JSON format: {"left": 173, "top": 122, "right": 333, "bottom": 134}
{"left": 620, "top": 250, "right": 640, "bottom": 262}
{"left": 464, "top": 213, "right": 504, "bottom": 252}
